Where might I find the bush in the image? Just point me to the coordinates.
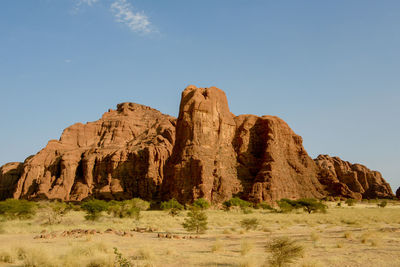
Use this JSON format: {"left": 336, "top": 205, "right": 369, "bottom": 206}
{"left": 113, "top": 247, "right": 132, "bottom": 267}
{"left": 377, "top": 200, "right": 387, "bottom": 208}
{"left": 256, "top": 202, "right": 274, "bottom": 210}
{"left": 81, "top": 200, "right": 109, "bottom": 221}
{"left": 296, "top": 199, "right": 327, "bottom": 214}
{"left": 222, "top": 197, "right": 252, "bottom": 211}
{"left": 266, "top": 237, "right": 304, "bottom": 267}
{"left": 240, "top": 218, "right": 259, "bottom": 231}
{"left": 276, "top": 199, "right": 301, "bottom": 213}
{"left": 192, "top": 198, "right": 210, "bottom": 210}
{"left": 182, "top": 207, "right": 208, "bottom": 234}
{"left": 130, "top": 198, "right": 150, "bottom": 211}
{"left": 160, "top": 199, "right": 184, "bottom": 211}
{"left": 108, "top": 200, "right": 143, "bottom": 220}
{"left": 42, "top": 201, "right": 72, "bottom": 225}
{"left": 345, "top": 199, "right": 357, "bottom": 206}
{"left": 0, "top": 199, "right": 37, "bottom": 220}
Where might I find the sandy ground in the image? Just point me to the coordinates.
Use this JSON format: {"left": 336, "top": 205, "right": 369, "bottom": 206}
{"left": 0, "top": 202, "right": 399, "bottom": 267}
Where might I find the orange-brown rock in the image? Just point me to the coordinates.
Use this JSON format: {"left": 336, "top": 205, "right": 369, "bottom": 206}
{"left": 0, "top": 86, "right": 394, "bottom": 203}
{"left": 9, "top": 103, "right": 175, "bottom": 201}
{"left": 315, "top": 155, "right": 394, "bottom": 199}
{"left": 234, "top": 115, "right": 326, "bottom": 203}
{"left": 162, "top": 86, "right": 242, "bottom": 203}
{"left": 0, "top": 162, "right": 24, "bottom": 200}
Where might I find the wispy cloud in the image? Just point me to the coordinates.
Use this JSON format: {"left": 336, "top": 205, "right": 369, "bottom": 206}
{"left": 65, "top": 59, "right": 72, "bottom": 63}
{"left": 77, "top": 0, "right": 99, "bottom": 7}
{"left": 72, "top": 0, "right": 99, "bottom": 13}
{"left": 110, "top": 0, "right": 152, "bottom": 34}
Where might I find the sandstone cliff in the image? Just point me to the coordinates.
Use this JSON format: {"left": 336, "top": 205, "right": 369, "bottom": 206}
{"left": 315, "top": 155, "right": 393, "bottom": 199}
{"left": 0, "top": 86, "right": 394, "bottom": 203}
{"left": 162, "top": 86, "right": 242, "bottom": 203}
{"left": 8, "top": 103, "right": 175, "bottom": 201}
{"left": 234, "top": 115, "right": 326, "bottom": 203}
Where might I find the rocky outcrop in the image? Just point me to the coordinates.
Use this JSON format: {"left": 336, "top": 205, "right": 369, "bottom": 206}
{"left": 162, "top": 86, "right": 242, "bottom": 203}
{"left": 234, "top": 115, "right": 326, "bottom": 203}
{"left": 396, "top": 187, "right": 400, "bottom": 199}
{"left": 315, "top": 155, "right": 394, "bottom": 199}
{"left": 0, "top": 86, "right": 394, "bottom": 203}
{"left": 0, "top": 162, "right": 24, "bottom": 200}
{"left": 162, "top": 86, "right": 326, "bottom": 203}
{"left": 10, "top": 103, "right": 175, "bottom": 201}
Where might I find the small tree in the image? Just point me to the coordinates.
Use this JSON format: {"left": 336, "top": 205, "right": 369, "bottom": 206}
{"left": 42, "top": 201, "right": 71, "bottom": 224}
{"left": 192, "top": 198, "right": 210, "bottom": 210}
{"left": 222, "top": 197, "right": 252, "bottom": 212}
{"left": 297, "top": 199, "right": 327, "bottom": 214}
{"left": 266, "top": 237, "right": 304, "bottom": 267}
{"left": 131, "top": 198, "right": 150, "bottom": 211}
{"left": 182, "top": 207, "right": 208, "bottom": 234}
{"left": 377, "top": 200, "right": 387, "bottom": 208}
{"left": 0, "top": 199, "right": 37, "bottom": 220}
{"left": 276, "top": 199, "right": 301, "bottom": 213}
{"left": 345, "top": 199, "right": 357, "bottom": 206}
{"left": 108, "top": 201, "right": 141, "bottom": 220}
{"left": 240, "top": 218, "right": 259, "bottom": 231}
{"left": 160, "top": 199, "right": 184, "bottom": 211}
{"left": 81, "top": 199, "right": 108, "bottom": 221}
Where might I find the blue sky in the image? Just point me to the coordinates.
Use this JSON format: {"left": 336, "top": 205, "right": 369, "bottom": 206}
{"left": 1, "top": 0, "right": 399, "bottom": 191}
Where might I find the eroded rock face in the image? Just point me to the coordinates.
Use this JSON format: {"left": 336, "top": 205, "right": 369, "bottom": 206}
{"left": 10, "top": 103, "right": 176, "bottom": 201}
{"left": 0, "top": 162, "right": 24, "bottom": 200}
{"left": 315, "top": 155, "right": 394, "bottom": 199}
{"left": 162, "top": 86, "right": 242, "bottom": 203}
{"left": 396, "top": 187, "right": 400, "bottom": 199}
{"left": 234, "top": 115, "right": 326, "bottom": 203}
{"left": 0, "top": 85, "right": 394, "bottom": 203}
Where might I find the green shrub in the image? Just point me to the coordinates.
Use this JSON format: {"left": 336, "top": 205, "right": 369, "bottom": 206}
{"left": 42, "top": 201, "right": 72, "bottom": 225}
{"left": 296, "top": 198, "right": 327, "bottom": 214}
{"left": 240, "top": 218, "right": 259, "bottom": 231}
{"left": 192, "top": 198, "right": 210, "bottom": 210}
{"left": 256, "top": 202, "right": 274, "bottom": 210}
{"left": 276, "top": 199, "right": 301, "bottom": 213}
{"left": 182, "top": 207, "right": 208, "bottom": 234}
{"left": 81, "top": 200, "right": 109, "bottom": 221}
{"left": 266, "top": 237, "right": 304, "bottom": 267}
{"left": 108, "top": 201, "right": 140, "bottom": 220}
{"left": 160, "top": 199, "right": 184, "bottom": 211}
{"left": 377, "top": 200, "right": 387, "bottom": 208}
{"left": 222, "top": 197, "right": 252, "bottom": 210}
{"left": 130, "top": 198, "right": 150, "bottom": 211}
{"left": 345, "top": 199, "right": 357, "bottom": 206}
{"left": 113, "top": 247, "right": 132, "bottom": 267}
{"left": 0, "top": 199, "right": 37, "bottom": 220}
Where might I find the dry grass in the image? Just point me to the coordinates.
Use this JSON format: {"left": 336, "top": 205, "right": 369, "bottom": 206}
{"left": 0, "top": 201, "right": 398, "bottom": 266}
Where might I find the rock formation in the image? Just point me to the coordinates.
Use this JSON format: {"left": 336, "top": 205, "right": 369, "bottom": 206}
{"left": 0, "top": 86, "right": 394, "bottom": 203}
{"left": 234, "top": 115, "right": 326, "bottom": 203}
{"left": 7, "top": 103, "right": 175, "bottom": 201}
{"left": 162, "top": 86, "right": 242, "bottom": 203}
{"left": 315, "top": 155, "right": 393, "bottom": 199}
{"left": 396, "top": 187, "right": 400, "bottom": 199}
{"left": 0, "top": 162, "right": 24, "bottom": 200}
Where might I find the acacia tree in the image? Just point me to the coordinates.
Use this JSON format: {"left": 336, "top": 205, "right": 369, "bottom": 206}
{"left": 182, "top": 207, "right": 208, "bottom": 234}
